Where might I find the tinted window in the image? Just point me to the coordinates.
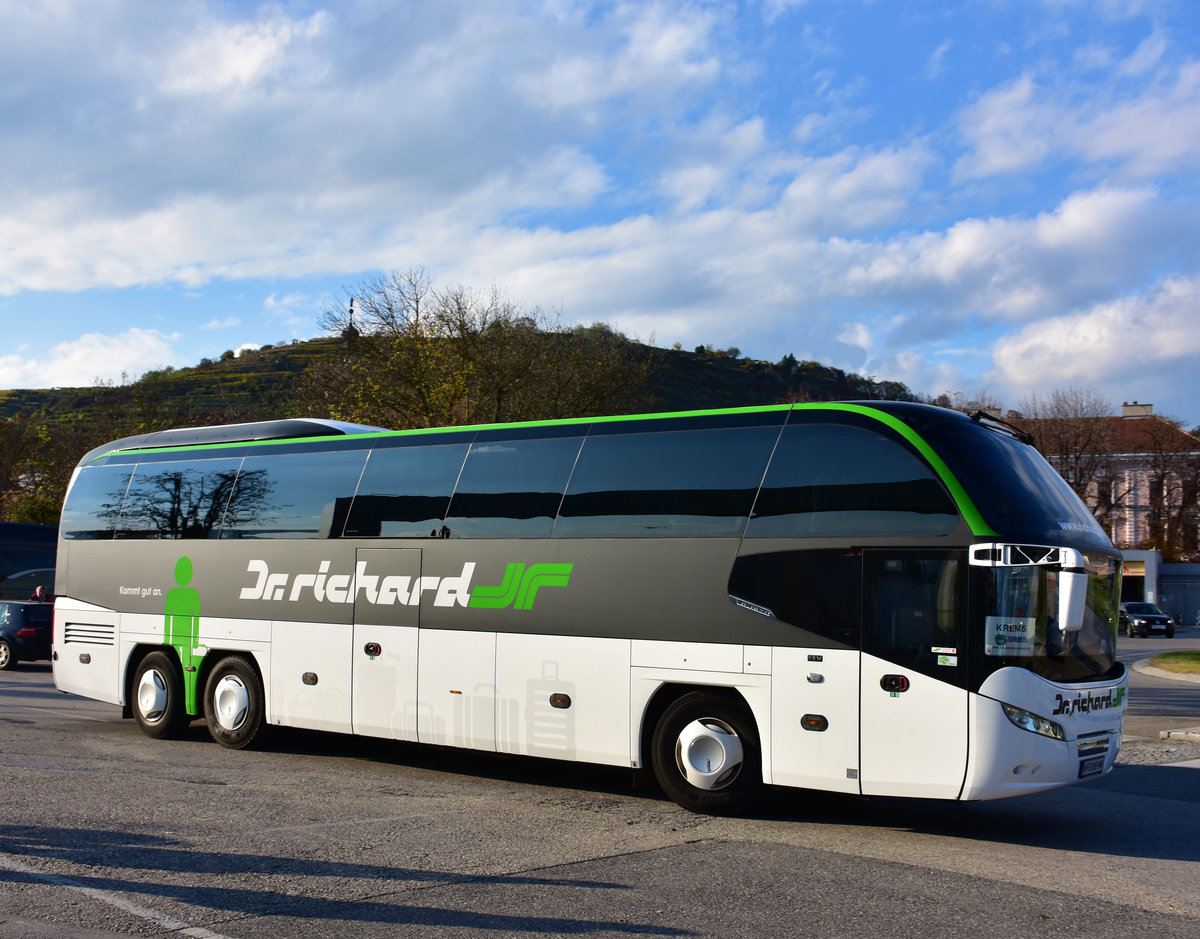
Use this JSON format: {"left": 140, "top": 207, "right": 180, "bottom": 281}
{"left": 113, "top": 458, "right": 244, "bottom": 539}
{"left": 445, "top": 437, "right": 582, "bottom": 538}
{"left": 728, "top": 549, "right": 861, "bottom": 647}
{"left": 863, "top": 550, "right": 965, "bottom": 680}
{"left": 555, "top": 426, "right": 779, "bottom": 537}
{"left": 61, "top": 465, "right": 135, "bottom": 540}
{"left": 219, "top": 450, "right": 367, "bottom": 539}
{"left": 343, "top": 443, "right": 469, "bottom": 537}
{"left": 875, "top": 407, "right": 1110, "bottom": 547}
{"left": 747, "top": 424, "right": 958, "bottom": 538}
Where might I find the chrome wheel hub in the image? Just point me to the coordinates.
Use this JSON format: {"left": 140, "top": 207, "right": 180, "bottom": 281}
{"left": 675, "top": 717, "right": 744, "bottom": 791}
{"left": 136, "top": 668, "right": 168, "bottom": 723}
{"left": 212, "top": 674, "right": 250, "bottom": 732}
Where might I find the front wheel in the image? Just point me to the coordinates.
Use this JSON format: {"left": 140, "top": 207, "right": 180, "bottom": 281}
{"left": 132, "top": 651, "right": 190, "bottom": 738}
{"left": 204, "top": 655, "right": 266, "bottom": 749}
{"left": 651, "top": 691, "right": 762, "bottom": 815}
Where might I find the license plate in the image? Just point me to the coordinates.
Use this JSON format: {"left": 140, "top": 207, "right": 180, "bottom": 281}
{"left": 1078, "top": 755, "right": 1105, "bottom": 778}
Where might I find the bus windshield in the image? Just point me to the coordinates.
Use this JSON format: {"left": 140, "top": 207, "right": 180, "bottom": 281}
{"left": 977, "top": 552, "right": 1120, "bottom": 684}
{"left": 909, "top": 410, "right": 1111, "bottom": 548}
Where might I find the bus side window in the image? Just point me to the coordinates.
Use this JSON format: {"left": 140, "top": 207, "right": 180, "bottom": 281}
{"left": 115, "top": 458, "right": 244, "bottom": 540}
{"left": 747, "top": 423, "right": 959, "bottom": 539}
{"left": 219, "top": 450, "right": 368, "bottom": 539}
{"left": 60, "top": 464, "right": 135, "bottom": 540}
{"left": 343, "top": 443, "right": 469, "bottom": 538}
{"left": 444, "top": 436, "right": 583, "bottom": 538}
{"left": 554, "top": 425, "right": 778, "bottom": 538}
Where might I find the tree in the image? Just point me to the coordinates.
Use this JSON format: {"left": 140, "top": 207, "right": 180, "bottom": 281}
{"left": 303, "top": 268, "right": 657, "bottom": 428}
{"left": 1131, "top": 414, "right": 1200, "bottom": 562}
{"left": 1018, "top": 388, "right": 1128, "bottom": 534}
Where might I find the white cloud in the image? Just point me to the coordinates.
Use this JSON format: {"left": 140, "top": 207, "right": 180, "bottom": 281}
{"left": 160, "top": 12, "right": 327, "bottom": 97}
{"left": 954, "top": 74, "right": 1055, "bottom": 179}
{"left": 839, "top": 186, "right": 1190, "bottom": 321}
{"left": 988, "top": 275, "right": 1200, "bottom": 413}
{"left": 0, "top": 329, "right": 178, "bottom": 388}
{"left": 955, "top": 57, "right": 1200, "bottom": 180}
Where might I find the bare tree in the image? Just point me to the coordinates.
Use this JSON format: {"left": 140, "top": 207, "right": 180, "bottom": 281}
{"left": 1131, "top": 414, "right": 1200, "bottom": 561}
{"left": 1018, "top": 388, "right": 1130, "bottom": 534}
{"left": 303, "top": 268, "right": 656, "bottom": 428}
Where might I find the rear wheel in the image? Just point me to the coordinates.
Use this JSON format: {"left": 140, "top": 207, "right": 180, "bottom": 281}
{"left": 132, "top": 651, "right": 190, "bottom": 738}
{"left": 204, "top": 655, "right": 265, "bottom": 749}
{"left": 0, "top": 638, "right": 14, "bottom": 670}
{"left": 651, "top": 691, "right": 762, "bottom": 815}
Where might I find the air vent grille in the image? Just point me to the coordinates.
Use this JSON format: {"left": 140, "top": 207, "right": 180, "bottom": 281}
{"left": 62, "top": 622, "right": 116, "bottom": 646}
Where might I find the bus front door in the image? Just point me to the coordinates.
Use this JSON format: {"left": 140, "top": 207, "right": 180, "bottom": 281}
{"left": 351, "top": 548, "right": 421, "bottom": 741}
{"left": 859, "top": 550, "right": 969, "bottom": 799}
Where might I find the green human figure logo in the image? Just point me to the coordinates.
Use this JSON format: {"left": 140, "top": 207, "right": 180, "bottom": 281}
{"left": 164, "top": 556, "right": 206, "bottom": 714}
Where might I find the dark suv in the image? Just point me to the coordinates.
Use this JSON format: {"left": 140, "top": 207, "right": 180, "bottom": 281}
{"left": 1119, "top": 601, "right": 1175, "bottom": 639}
{"left": 0, "top": 600, "right": 53, "bottom": 668}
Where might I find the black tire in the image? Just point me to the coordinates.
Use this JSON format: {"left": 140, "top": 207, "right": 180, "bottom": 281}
{"left": 203, "top": 655, "right": 265, "bottom": 749}
{"left": 1167, "top": 628, "right": 1175, "bottom": 639}
{"left": 132, "top": 651, "right": 190, "bottom": 738}
{"left": 0, "top": 638, "right": 14, "bottom": 670}
{"left": 651, "top": 691, "right": 762, "bottom": 815}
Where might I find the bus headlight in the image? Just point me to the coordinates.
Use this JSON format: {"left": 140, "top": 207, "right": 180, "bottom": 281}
{"left": 1000, "top": 703, "right": 1065, "bottom": 741}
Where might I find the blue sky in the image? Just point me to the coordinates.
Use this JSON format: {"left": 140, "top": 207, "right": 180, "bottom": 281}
{"left": 2, "top": 0, "right": 1198, "bottom": 426}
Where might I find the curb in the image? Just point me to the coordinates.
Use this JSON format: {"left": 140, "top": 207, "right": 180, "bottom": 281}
{"left": 1129, "top": 656, "right": 1200, "bottom": 741}
{"left": 1130, "top": 659, "right": 1200, "bottom": 684}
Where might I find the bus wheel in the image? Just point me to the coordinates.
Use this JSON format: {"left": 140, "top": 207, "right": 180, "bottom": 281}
{"left": 204, "top": 655, "right": 265, "bottom": 750}
{"left": 132, "top": 652, "right": 189, "bottom": 738}
{"left": 651, "top": 691, "right": 762, "bottom": 815}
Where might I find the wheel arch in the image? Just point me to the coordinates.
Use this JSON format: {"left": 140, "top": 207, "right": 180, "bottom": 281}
{"left": 636, "top": 681, "right": 764, "bottom": 776}
{"left": 122, "top": 643, "right": 181, "bottom": 718}
{"left": 195, "top": 648, "right": 268, "bottom": 722}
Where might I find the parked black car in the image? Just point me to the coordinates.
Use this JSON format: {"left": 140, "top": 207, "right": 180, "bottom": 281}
{"left": 1118, "top": 601, "right": 1175, "bottom": 639}
{"left": 0, "top": 600, "right": 53, "bottom": 669}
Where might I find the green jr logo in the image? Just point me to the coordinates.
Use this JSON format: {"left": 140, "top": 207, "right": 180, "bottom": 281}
{"left": 468, "top": 563, "right": 573, "bottom": 610}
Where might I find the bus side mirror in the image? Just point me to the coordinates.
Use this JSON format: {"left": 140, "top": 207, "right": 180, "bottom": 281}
{"left": 1058, "top": 569, "right": 1087, "bottom": 632}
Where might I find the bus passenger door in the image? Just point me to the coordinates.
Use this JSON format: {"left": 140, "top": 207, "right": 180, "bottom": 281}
{"left": 859, "top": 550, "right": 969, "bottom": 799}
{"left": 352, "top": 548, "right": 421, "bottom": 741}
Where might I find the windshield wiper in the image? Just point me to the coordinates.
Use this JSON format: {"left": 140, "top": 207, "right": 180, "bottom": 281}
{"left": 969, "top": 409, "right": 1035, "bottom": 446}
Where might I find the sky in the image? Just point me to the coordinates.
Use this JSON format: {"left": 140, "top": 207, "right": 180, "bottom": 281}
{"left": 1, "top": 0, "right": 1198, "bottom": 427}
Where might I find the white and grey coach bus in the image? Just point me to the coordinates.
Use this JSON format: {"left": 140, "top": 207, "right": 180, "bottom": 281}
{"left": 53, "top": 402, "right": 1126, "bottom": 813}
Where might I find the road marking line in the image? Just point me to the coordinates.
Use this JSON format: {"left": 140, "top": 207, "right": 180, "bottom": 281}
{"left": 0, "top": 853, "right": 235, "bottom": 939}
